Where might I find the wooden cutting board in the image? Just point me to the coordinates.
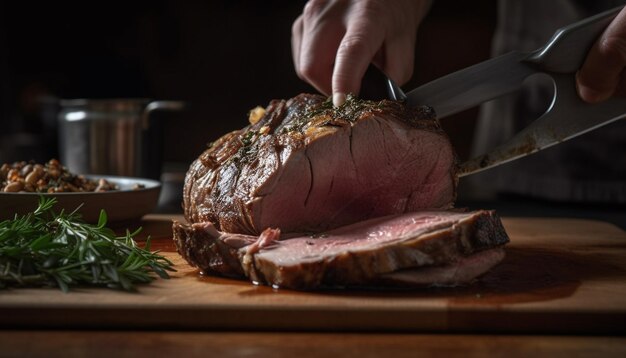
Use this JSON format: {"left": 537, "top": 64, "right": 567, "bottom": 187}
{"left": 1, "top": 215, "right": 625, "bottom": 333}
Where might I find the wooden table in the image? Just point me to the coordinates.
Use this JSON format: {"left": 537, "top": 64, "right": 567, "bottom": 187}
{"left": 1, "top": 214, "right": 626, "bottom": 357}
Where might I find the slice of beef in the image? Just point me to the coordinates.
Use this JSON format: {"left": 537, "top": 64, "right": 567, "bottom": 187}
{"left": 172, "top": 221, "right": 253, "bottom": 277}
{"left": 183, "top": 94, "right": 457, "bottom": 235}
{"left": 379, "top": 248, "right": 505, "bottom": 286}
{"left": 173, "top": 210, "right": 509, "bottom": 289}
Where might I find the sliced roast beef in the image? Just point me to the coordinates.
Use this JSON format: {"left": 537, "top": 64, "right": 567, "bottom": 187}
{"left": 175, "top": 94, "right": 509, "bottom": 289}
{"left": 173, "top": 210, "right": 509, "bottom": 289}
{"left": 183, "top": 94, "right": 457, "bottom": 235}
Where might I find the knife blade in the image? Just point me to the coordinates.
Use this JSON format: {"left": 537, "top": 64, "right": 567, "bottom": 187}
{"left": 404, "top": 52, "right": 535, "bottom": 119}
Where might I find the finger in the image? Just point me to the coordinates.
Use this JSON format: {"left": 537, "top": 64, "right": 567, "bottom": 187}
{"left": 382, "top": 35, "right": 417, "bottom": 86}
{"left": 291, "top": 15, "right": 304, "bottom": 73}
{"left": 299, "top": 0, "right": 346, "bottom": 95}
{"left": 577, "top": 6, "right": 626, "bottom": 103}
{"left": 332, "top": 17, "right": 385, "bottom": 105}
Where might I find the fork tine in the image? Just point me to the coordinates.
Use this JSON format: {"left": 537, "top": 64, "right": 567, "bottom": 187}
{"left": 459, "top": 73, "right": 626, "bottom": 177}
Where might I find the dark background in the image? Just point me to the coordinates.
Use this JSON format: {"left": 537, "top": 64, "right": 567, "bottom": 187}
{"left": 0, "top": 0, "right": 497, "bottom": 166}
{"left": 2, "top": 1, "right": 625, "bottom": 228}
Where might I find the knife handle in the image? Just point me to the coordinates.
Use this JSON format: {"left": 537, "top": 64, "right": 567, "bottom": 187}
{"left": 526, "top": 5, "right": 623, "bottom": 73}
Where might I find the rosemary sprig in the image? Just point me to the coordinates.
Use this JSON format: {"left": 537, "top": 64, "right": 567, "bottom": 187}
{"left": 0, "top": 197, "right": 175, "bottom": 292}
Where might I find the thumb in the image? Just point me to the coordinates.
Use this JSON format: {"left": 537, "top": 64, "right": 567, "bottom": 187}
{"left": 577, "top": 6, "right": 626, "bottom": 103}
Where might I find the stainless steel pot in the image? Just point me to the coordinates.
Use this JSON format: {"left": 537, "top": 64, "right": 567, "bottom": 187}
{"left": 58, "top": 99, "right": 184, "bottom": 179}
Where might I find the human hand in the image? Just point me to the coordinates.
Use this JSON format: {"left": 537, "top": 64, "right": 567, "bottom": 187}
{"left": 292, "top": 0, "right": 431, "bottom": 106}
{"left": 576, "top": 6, "right": 626, "bottom": 103}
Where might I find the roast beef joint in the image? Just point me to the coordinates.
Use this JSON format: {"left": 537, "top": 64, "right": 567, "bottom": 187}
{"left": 173, "top": 94, "right": 509, "bottom": 289}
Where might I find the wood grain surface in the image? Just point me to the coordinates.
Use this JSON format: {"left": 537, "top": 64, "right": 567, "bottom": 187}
{"left": 1, "top": 215, "right": 625, "bottom": 334}
{"left": 1, "top": 331, "right": 624, "bottom": 358}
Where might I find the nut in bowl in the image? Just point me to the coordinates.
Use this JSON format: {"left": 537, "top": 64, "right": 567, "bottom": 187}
{"left": 0, "top": 160, "right": 161, "bottom": 223}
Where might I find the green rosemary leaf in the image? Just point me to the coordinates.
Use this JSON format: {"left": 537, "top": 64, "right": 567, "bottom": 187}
{"left": 54, "top": 275, "right": 69, "bottom": 293}
{"left": 0, "top": 197, "right": 175, "bottom": 292}
{"left": 29, "top": 233, "right": 60, "bottom": 251}
{"left": 97, "top": 210, "right": 107, "bottom": 229}
{"left": 144, "top": 237, "right": 152, "bottom": 251}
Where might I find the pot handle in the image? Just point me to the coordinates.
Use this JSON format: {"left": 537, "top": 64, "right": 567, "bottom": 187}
{"left": 141, "top": 100, "right": 186, "bottom": 129}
